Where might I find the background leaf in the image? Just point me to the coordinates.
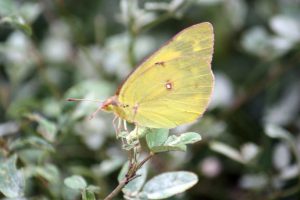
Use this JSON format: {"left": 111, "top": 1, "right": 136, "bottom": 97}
{"left": 143, "top": 171, "right": 198, "bottom": 199}
{"left": 64, "top": 175, "right": 87, "bottom": 190}
{"left": 146, "top": 128, "right": 169, "bottom": 149}
{"left": 0, "top": 155, "right": 24, "bottom": 198}
{"left": 148, "top": 132, "right": 201, "bottom": 153}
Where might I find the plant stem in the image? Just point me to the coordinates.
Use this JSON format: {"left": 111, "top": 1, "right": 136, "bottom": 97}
{"left": 104, "top": 178, "right": 127, "bottom": 200}
{"left": 136, "top": 152, "right": 154, "bottom": 170}
{"left": 103, "top": 153, "right": 154, "bottom": 200}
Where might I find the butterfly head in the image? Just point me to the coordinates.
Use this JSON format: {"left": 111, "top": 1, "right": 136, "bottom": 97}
{"left": 101, "top": 95, "right": 119, "bottom": 112}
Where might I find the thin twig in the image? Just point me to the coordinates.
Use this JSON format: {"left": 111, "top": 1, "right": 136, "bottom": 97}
{"left": 136, "top": 152, "right": 154, "bottom": 170}
{"left": 103, "top": 153, "right": 154, "bottom": 200}
{"left": 104, "top": 178, "right": 128, "bottom": 200}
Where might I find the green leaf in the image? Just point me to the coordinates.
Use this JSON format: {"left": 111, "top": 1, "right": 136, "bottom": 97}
{"left": 209, "top": 141, "right": 245, "bottom": 164}
{"left": 150, "top": 143, "right": 186, "bottom": 153}
{"left": 82, "top": 189, "right": 96, "bottom": 200}
{"left": 64, "top": 175, "right": 87, "bottom": 190}
{"left": 121, "top": 128, "right": 148, "bottom": 151}
{"left": 270, "top": 15, "right": 300, "bottom": 41}
{"left": 92, "top": 158, "right": 124, "bottom": 177}
{"left": 117, "top": 162, "right": 129, "bottom": 183}
{"left": 0, "top": 0, "right": 16, "bottom": 16}
{"left": 118, "top": 162, "right": 148, "bottom": 196}
{"left": 125, "top": 126, "right": 150, "bottom": 141}
{"left": 146, "top": 128, "right": 169, "bottom": 149}
{"left": 264, "top": 124, "right": 293, "bottom": 141}
{"left": 26, "top": 113, "right": 58, "bottom": 142}
{"left": 86, "top": 185, "right": 100, "bottom": 193}
{"left": 165, "top": 132, "right": 201, "bottom": 145}
{"left": 19, "top": 2, "right": 42, "bottom": 23}
{"left": 0, "top": 155, "right": 25, "bottom": 198}
{"left": 17, "top": 149, "right": 46, "bottom": 165}
{"left": 1, "top": 15, "right": 32, "bottom": 35}
{"left": 148, "top": 132, "right": 201, "bottom": 153}
{"left": 24, "top": 164, "right": 60, "bottom": 183}
{"left": 143, "top": 171, "right": 198, "bottom": 199}
{"left": 9, "top": 136, "right": 55, "bottom": 152}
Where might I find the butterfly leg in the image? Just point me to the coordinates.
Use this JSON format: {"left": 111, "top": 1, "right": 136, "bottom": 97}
{"left": 88, "top": 105, "right": 102, "bottom": 120}
{"left": 123, "top": 119, "right": 129, "bottom": 133}
{"left": 123, "top": 119, "right": 132, "bottom": 143}
{"left": 129, "top": 123, "right": 141, "bottom": 163}
{"left": 112, "top": 116, "right": 122, "bottom": 139}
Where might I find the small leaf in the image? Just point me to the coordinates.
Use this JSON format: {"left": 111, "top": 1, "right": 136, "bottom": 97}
{"left": 86, "top": 185, "right": 100, "bottom": 193}
{"left": 148, "top": 132, "right": 201, "bottom": 153}
{"left": 241, "top": 26, "right": 293, "bottom": 59}
{"left": 0, "top": 121, "right": 19, "bottom": 137}
{"left": 19, "top": 2, "right": 42, "bottom": 23}
{"left": 24, "top": 164, "right": 59, "bottom": 183}
{"left": 125, "top": 126, "right": 149, "bottom": 140}
{"left": 150, "top": 144, "right": 186, "bottom": 153}
{"left": 125, "top": 127, "right": 150, "bottom": 145}
{"left": 17, "top": 149, "right": 46, "bottom": 165}
{"left": 241, "top": 26, "right": 269, "bottom": 57}
{"left": 196, "top": 0, "right": 223, "bottom": 6}
{"left": 264, "top": 124, "right": 293, "bottom": 141}
{"left": 146, "top": 129, "right": 169, "bottom": 149}
{"left": 82, "top": 189, "right": 96, "bottom": 200}
{"left": 9, "top": 136, "right": 55, "bottom": 152}
{"left": 64, "top": 175, "right": 87, "bottom": 190}
{"left": 270, "top": 15, "right": 300, "bottom": 41}
{"left": 210, "top": 141, "right": 245, "bottom": 164}
{"left": 168, "top": 132, "right": 201, "bottom": 145}
{"left": 26, "top": 113, "right": 57, "bottom": 142}
{"left": 0, "top": 0, "right": 16, "bottom": 16}
{"left": 92, "top": 158, "right": 124, "bottom": 177}
{"left": 117, "top": 162, "right": 129, "bottom": 183}
{"left": 0, "top": 155, "right": 25, "bottom": 198}
{"left": 143, "top": 171, "right": 198, "bottom": 199}
{"left": 1, "top": 15, "right": 32, "bottom": 35}
{"left": 239, "top": 174, "right": 268, "bottom": 190}
{"left": 224, "top": 0, "right": 247, "bottom": 29}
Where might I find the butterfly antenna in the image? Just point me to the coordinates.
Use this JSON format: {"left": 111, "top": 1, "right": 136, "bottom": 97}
{"left": 66, "top": 98, "right": 103, "bottom": 103}
{"left": 67, "top": 98, "right": 105, "bottom": 120}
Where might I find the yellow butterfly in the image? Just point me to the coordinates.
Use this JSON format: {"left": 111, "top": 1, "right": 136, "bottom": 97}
{"left": 70, "top": 22, "right": 214, "bottom": 129}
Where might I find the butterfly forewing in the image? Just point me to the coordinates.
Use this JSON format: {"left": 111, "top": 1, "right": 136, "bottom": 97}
{"left": 117, "top": 22, "right": 214, "bottom": 128}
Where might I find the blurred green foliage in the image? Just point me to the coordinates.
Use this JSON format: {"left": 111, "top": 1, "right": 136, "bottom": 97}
{"left": 0, "top": 0, "right": 300, "bottom": 199}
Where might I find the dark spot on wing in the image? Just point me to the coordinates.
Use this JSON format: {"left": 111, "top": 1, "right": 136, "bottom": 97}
{"left": 155, "top": 61, "right": 165, "bottom": 67}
